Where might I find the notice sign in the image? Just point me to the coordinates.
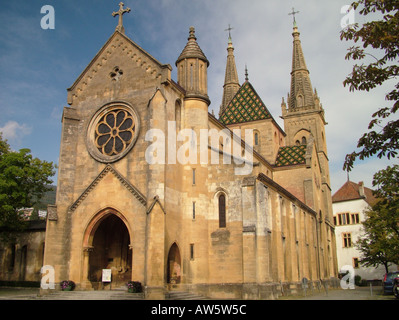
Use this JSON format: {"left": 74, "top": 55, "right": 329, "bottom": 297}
{"left": 102, "top": 269, "right": 112, "bottom": 282}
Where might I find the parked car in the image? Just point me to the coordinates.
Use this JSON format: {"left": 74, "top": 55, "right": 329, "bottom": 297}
{"left": 383, "top": 271, "right": 399, "bottom": 295}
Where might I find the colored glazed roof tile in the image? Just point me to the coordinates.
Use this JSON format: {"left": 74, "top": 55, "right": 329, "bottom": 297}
{"left": 275, "top": 145, "right": 307, "bottom": 167}
{"left": 219, "top": 81, "right": 272, "bottom": 125}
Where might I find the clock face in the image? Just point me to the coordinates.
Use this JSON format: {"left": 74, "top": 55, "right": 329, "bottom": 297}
{"left": 87, "top": 102, "right": 140, "bottom": 163}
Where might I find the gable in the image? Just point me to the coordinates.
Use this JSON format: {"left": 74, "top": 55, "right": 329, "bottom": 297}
{"left": 219, "top": 81, "right": 272, "bottom": 125}
{"left": 66, "top": 30, "right": 172, "bottom": 105}
{"left": 69, "top": 165, "right": 146, "bottom": 213}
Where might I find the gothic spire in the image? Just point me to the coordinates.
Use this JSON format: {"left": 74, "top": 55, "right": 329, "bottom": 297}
{"left": 220, "top": 28, "right": 240, "bottom": 116}
{"left": 289, "top": 23, "right": 315, "bottom": 111}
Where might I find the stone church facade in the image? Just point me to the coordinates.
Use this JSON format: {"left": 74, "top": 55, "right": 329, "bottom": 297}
{"left": 43, "top": 5, "right": 337, "bottom": 299}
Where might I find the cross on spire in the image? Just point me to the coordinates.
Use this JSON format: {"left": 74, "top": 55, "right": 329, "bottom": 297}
{"left": 288, "top": 7, "right": 300, "bottom": 26}
{"left": 112, "top": 2, "right": 131, "bottom": 34}
{"left": 225, "top": 24, "right": 234, "bottom": 39}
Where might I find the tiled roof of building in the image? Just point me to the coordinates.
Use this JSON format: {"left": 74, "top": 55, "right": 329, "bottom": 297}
{"left": 332, "top": 180, "right": 378, "bottom": 206}
{"left": 219, "top": 81, "right": 272, "bottom": 125}
{"left": 275, "top": 145, "right": 307, "bottom": 167}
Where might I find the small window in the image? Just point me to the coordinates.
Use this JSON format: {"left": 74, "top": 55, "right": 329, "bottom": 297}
{"left": 219, "top": 194, "right": 226, "bottom": 228}
{"left": 8, "top": 244, "right": 16, "bottom": 271}
{"left": 353, "top": 258, "right": 359, "bottom": 268}
{"left": 351, "top": 213, "right": 360, "bottom": 224}
{"left": 192, "top": 202, "right": 196, "bottom": 220}
{"left": 190, "top": 244, "right": 194, "bottom": 260}
{"left": 192, "top": 168, "right": 196, "bottom": 185}
{"left": 343, "top": 233, "right": 352, "bottom": 248}
{"left": 301, "top": 136, "right": 307, "bottom": 145}
{"left": 254, "top": 132, "right": 259, "bottom": 146}
{"left": 175, "top": 100, "right": 181, "bottom": 131}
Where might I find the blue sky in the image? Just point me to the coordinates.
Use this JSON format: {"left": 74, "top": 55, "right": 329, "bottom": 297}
{"left": 0, "top": 0, "right": 396, "bottom": 193}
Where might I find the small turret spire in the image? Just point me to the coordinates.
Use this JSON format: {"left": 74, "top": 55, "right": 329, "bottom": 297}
{"left": 176, "top": 27, "right": 210, "bottom": 104}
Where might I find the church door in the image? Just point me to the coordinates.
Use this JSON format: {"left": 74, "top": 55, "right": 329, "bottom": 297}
{"left": 167, "top": 243, "right": 181, "bottom": 284}
{"left": 88, "top": 214, "right": 132, "bottom": 288}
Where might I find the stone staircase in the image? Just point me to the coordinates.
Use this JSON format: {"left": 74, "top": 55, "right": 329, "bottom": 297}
{"left": 37, "top": 287, "right": 144, "bottom": 300}
{"left": 34, "top": 289, "right": 208, "bottom": 300}
{"left": 165, "top": 291, "right": 209, "bottom": 300}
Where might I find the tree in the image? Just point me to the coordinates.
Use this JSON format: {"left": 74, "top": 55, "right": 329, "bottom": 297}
{"left": 0, "top": 135, "right": 56, "bottom": 235}
{"left": 356, "top": 165, "right": 399, "bottom": 273}
{"left": 340, "top": 0, "right": 399, "bottom": 171}
{"left": 356, "top": 203, "right": 399, "bottom": 273}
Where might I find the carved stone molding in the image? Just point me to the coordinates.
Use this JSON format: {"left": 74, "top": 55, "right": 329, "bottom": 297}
{"left": 69, "top": 165, "right": 146, "bottom": 212}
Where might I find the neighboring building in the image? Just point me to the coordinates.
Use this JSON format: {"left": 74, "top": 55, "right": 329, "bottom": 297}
{"left": 0, "top": 220, "right": 46, "bottom": 284}
{"left": 0, "top": 187, "right": 56, "bottom": 285}
{"left": 332, "top": 180, "right": 387, "bottom": 281}
{"left": 2, "top": 5, "right": 338, "bottom": 299}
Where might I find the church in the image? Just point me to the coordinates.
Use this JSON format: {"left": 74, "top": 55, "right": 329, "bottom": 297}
{"left": 42, "top": 3, "right": 338, "bottom": 299}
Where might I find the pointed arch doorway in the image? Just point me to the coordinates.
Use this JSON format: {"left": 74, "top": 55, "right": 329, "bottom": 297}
{"left": 84, "top": 210, "right": 132, "bottom": 289}
{"left": 167, "top": 243, "right": 181, "bottom": 285}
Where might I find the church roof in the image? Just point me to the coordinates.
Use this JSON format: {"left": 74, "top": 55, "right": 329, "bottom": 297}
{"left": 275, "top": 145, "right": 307, "bottom": 167}
{"left": 219, "top": 81, "right": 272, "bottom": 125}
{"left": 332, "top": 180, "right": 378, "bottom": 206}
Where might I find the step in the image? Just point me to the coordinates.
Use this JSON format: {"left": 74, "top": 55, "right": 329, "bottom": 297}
{"left": 166, "top": 291, "right": 209, "bottom": 300}
{"left": 37, "top": 290, "right": 145, "bottom": 300}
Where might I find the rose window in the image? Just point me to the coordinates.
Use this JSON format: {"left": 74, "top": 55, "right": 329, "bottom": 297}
{"left": 94, "top": 109, "right": 135, "bottom": 156}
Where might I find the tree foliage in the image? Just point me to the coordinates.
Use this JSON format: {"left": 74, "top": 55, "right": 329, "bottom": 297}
{"left": 340, "top": 0, "right": 399, "bottom": 171}
{"left": 356, "top": 165, "right": 399, "bottom": 273}
{"left": 0, "top": 134, "right": 55, "bottom": 234}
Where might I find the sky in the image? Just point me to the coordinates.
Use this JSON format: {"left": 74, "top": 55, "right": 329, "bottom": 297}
{"left": 0, "top": 0, "right": 396, "bottom": 194}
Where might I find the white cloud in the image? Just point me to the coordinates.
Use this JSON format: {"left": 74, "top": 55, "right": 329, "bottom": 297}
{"left": 0, "top": 121, "right": 32, "bottom": 145}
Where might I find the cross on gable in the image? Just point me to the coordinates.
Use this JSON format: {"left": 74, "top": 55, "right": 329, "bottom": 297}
{"left": 112, "top": 2, "right": 131, "bottom": 34}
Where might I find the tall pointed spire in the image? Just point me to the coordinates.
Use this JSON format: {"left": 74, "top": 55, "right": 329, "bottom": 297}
{"left": 288, "top": 22, "right": 315, "bottom": 111}
{"left": 219, "top": 27, "right": 240, "bottom": 117}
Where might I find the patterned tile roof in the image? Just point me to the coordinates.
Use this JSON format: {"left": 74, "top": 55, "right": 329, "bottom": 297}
{"left": 219, "top": 81, "right": 272, "bottom": 125}
{"left": 275, "top": 145, "right": 307, "bottom": 167}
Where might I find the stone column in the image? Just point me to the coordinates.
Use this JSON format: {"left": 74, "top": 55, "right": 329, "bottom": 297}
{"left": 81, "top": 246, "right": 94, "bottom": 290}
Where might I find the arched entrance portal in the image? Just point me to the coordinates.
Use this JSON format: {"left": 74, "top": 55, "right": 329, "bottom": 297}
{"left": 88, "top": 214, "right": 132, "bottom": 289}
{"left": 167, "top": 243, "right": 181, "bottom": 284}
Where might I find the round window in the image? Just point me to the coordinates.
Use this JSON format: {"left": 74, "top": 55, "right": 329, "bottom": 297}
{"left": 87, "top": 102, "right": 140, "bottom": 163}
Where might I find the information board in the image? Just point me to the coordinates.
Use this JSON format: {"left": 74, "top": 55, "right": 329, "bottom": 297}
{"left": 102, "top": 269, "right": 112, "bottom": 282}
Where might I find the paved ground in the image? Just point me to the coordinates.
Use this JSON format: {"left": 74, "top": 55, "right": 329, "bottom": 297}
{"left": 0, "top": 285, "right": 396, "bottom": 300}
{"left": 278, "top": 285, "right": 396, "bottom": 300}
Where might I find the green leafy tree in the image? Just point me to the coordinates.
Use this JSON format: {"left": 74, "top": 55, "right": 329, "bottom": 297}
{"left": 356, "top": 204, "right": 399, "bottom": 273}
{"left": 0, "top": 134, "right": 55, "bottom": 234}
{"left": 356, "top": 165, "right": 399, "bottom": 273}
{"left": 340, "top": 0, "right": 399, "bottom": 171}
